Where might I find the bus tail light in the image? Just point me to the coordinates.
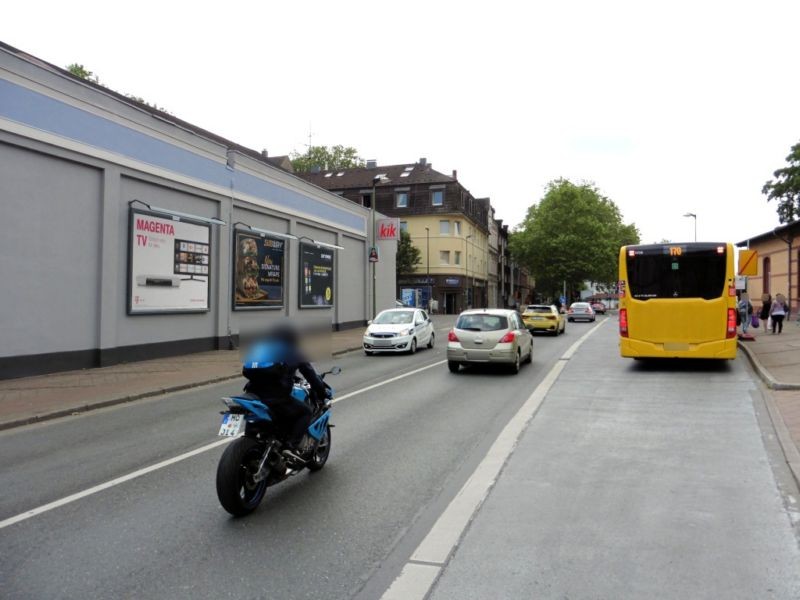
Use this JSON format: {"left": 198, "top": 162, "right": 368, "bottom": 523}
{"left": 448, "top": 329, "right": 459, "bottom": 342}
{"left": 499, "top": 331, "right": 516, "bottom": 343}
{"left": 726, "top": 308, "right": 737, "bottom": 338}
{"left": 619, "top": 308, "right": 629, "bottom": 337}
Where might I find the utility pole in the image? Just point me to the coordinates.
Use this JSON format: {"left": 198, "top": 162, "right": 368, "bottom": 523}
{"left": 425, "top": 226, "right": 431, "bottom": 312}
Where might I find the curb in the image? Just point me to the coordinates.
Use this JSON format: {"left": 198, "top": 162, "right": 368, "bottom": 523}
{"left": 0, "top": 344, "right": 365, "bottom": 433}
{"left": 0, "top": 372, "right": 243, "bottom": 432}
{"left": 736, "top": 341, "right": 800, "bottom": 391}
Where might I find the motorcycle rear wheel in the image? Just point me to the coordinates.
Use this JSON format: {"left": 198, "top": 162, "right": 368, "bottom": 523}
{"left": 216, "top": 437, "right": 268, "bottom": 516}
{"left": 307, "top": 426, "right": 331, "bottom": 472}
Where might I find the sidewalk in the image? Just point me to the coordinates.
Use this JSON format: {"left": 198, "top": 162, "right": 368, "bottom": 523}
{"left": 0, "top": 324, "right": 368, "bottom": 431}
{"left": 736, "top": 316, "right": 800, "bottom": 487}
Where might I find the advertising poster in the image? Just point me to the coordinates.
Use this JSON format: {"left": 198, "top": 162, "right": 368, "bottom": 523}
{"left": 299, "top": 242, "right": 334, "bottom": 308}
{"left": 233, "top": 230, "right": 285, "bottom": 309}
{"left": 128, "top": 208, "right": 211, "bottom": 314}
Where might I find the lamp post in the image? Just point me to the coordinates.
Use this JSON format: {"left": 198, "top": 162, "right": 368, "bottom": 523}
{"left": 424, "top": 226, "right": 431, "bottom": 312}
{"left": 465, "top": 234, "right": 473, "bottom": 309}
{"left": 371, "top": 174, "right": 389, "bottom": 319}
{"left": 683, "top": 212, "right": 697, "bottom": 242}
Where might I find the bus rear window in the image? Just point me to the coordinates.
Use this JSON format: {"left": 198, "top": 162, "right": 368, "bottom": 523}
{"left": 626, "top": 245, "right": 727, "bottom": 300}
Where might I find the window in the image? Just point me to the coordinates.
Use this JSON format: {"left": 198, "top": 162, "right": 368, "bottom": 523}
{"left": 440, "top": 250, "right": 450, "bottom": 264}
{"left": 361, "top": 193, "right": 372, "bottom": 208}
{"left": 454, "top": 221, "right": 461, "bottom": 235}
{"left": 399, "top": 221, "right": 408, "bottom": 232}
{"left": 431, "top": 189, "right": 444, "bottom": 206}
{"left": 763, "top": 257, "right": 771, "bottom": 294}
{"left": 439, "top": 220, "right": 450, "bottom": 235}
{"left": 454, "top": 251, "right": 461, "bottom": 265}
{"left": 455, "top": 314, "right": 508, "bottom": 331}
{"left": 396, "top": 192, "right": 408, "bottom": 208}
{"left": 626, "top": 246, "right": 727, "bottom": 300}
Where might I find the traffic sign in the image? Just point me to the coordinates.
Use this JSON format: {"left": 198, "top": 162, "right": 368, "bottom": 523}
{"left": 738, "top": 249, "right": 758, "bottom": 276}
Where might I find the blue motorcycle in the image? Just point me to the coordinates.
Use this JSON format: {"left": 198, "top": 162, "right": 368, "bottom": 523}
{"left": 215, "top": 366, "right": 340, "bottom": 516}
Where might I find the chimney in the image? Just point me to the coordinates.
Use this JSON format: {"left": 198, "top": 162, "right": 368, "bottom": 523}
{"left": 452, "top": 169, "right": 457, "bottom": 180}
{"left": 419, "top": 157, "right": 427, "bottom": 167}
{"left": 366, "top": 159, "right": 377, "bottom": 169}
{"left": 261, "top": 149, "right": 269, "bottom": 159}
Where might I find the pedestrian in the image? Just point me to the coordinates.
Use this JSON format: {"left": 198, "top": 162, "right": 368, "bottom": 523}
{"left": 738, "top": 294, "right": 752, "bottom": 334}
{"left": 769, "top": 293, "right": 788, "bottom": 334}
{"left": 760, "top": 293, "right": 772, "bottom": 333}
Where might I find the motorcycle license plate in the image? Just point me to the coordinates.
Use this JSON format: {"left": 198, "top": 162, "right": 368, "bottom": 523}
{"left": 218, "top": 413, "right": 244, "bottom": 437}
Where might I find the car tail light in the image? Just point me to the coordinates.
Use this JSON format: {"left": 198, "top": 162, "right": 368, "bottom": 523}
{"left": 448, "top": 329, "right": 459, "bottom": 342}
{"left": 619, "top": 308, "right": 629, "bottom": 337}
{"left": 726, "top": 308, "right": 737, "bottom": 338}
{"left": 568, "top": 308, "right": 574, "bottom": 314}
{"left": 498, "top": 331, "right": 516, "bottom": 343}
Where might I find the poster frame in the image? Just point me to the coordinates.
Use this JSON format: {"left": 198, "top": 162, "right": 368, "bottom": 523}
{"left": 231, "top": 227, "right": 286, "bottom": 311}
{"left": 298, "top": 241, "right": 334, "bottom": 310}
{"left": 127, "top": 207, "right": 212, "bottom": 315}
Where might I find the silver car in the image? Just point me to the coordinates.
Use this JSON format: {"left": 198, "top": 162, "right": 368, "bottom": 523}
{"left": 446, "top": 309, "right": 533, "bottom": 374}
{"left": 567, "top": 302, "right": 596, "bottom": 322}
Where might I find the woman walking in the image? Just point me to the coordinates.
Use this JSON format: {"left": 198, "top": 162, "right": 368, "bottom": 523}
{"left": 769, "top": 293, "right": 788, "bottom": 334}
{"left": 760, "top": 294, "right": 772, "bottom": 333}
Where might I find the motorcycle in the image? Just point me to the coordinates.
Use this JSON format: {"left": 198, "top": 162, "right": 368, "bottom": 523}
{"left": 215, "top": 366, "right": 340, "bottom": 516}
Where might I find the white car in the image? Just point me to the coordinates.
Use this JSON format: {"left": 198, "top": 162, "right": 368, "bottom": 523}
{"left": 363, "top": 308, "right": 435, "bottom": 355}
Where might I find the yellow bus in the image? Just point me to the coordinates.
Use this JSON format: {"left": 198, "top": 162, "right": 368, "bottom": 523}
{"left": 618, "top": 242, "right": 738, "bottom": 360}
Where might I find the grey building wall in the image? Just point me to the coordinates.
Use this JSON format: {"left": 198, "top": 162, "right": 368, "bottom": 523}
{"left": 0, "top": 44, "right": 395, "bottom": 378}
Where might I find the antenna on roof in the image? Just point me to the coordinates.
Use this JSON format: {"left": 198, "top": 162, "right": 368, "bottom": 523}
{"left": 305, "top": 122, "right": 314, "bottom": 153}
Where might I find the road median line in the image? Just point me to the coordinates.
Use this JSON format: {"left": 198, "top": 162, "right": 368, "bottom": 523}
{"left": 381, "top": 319, "right": 605, "bottom": 600}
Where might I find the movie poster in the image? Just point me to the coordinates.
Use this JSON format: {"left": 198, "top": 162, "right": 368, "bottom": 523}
{"left": 233, "top": 230, "right": 285, "bottom": 309}
{"left": 299, "top": 243, "right": 334, "bottom": 308}
{"left": 128, "top": 208, "right": 211, "bottom": 314}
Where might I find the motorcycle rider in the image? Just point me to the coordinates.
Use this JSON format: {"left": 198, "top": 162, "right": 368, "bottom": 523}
{"left": 241, "top": 323, "right": 329, "bottom": 461}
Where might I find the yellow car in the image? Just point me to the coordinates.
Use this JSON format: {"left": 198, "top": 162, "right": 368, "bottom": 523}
{"left": 521, "top": 304, "right": 566, "bottom": 336}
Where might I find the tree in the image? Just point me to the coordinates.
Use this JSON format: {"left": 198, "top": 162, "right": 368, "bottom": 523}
{"left": 396, "top": 229, "right": 421, "bottom": 275}
{"left": 509, "top": 179, "right": 640, "bottom": 298}
{"left": 763, "top": 141, "right": 800, "bottom": 224}
{"left": 66, "top": 63, "right": 99, "bottom": 83}
{"left": 291, "top": 145, "right": 364, "bottom": 172}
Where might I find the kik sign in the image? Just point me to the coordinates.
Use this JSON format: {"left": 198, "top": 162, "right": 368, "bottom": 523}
{"left": 377, "top": 218, "right": 400, "bottom": 241}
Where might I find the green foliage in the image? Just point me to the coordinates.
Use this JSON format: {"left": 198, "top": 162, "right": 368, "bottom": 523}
{"left": 291, "top": 145, "right": 364, "bottom": 172}
{"left": 763, "top": 141, "right": 800, "bottom": 224}
{"left": 396, "top": 229, "right": 421, "bottom": 275}
{"left": 510, "top": 179, "right": 640, "bottom": 297}
{"left": 66, "top": 63, "right": 99, "bottom": 83}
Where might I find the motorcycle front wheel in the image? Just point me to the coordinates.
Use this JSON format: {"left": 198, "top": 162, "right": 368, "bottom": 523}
{"left": 307, "top": 426, "right": 331, "bottom": 472}
{"left": 216, "top": 437, "right": 268, "bottom": 516}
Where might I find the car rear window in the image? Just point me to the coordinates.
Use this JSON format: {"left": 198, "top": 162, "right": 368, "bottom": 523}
{"left": 456, "top": 314, "right": 508, "bottom": 331}
{"left": 525, "top": 306, "right": 553, "bottom": 314}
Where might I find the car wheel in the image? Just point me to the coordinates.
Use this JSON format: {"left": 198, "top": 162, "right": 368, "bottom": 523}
{"left": 524, "top": 347, "right": 533, "bottom": 364}
{"left": 448, "top": 361, "right": 460, "bottom": 373}
{"left": 409, "top": 338, "right": 417, "bottom": 354}
{"left": 364, "top": 350, "right": 374, "bottom": 356}
{"left": 427, "top": 332, "right": 435, "bottom": 349}
{"left": 568, "top": 318, "right": 573, "bottom": 322}
{"left": 509, "top": 351, "right": 521, "bottom": 375}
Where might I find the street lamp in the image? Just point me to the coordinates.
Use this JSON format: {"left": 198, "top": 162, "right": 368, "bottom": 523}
{"left": 424, "top": 226, "right": 431, "bottom": 312}
{"left": 465, "top": 234, "right": 473, "bottom": 309}
{"left": 372, "top": 174, "right": 389, "bottom": 319}
{"left": 683, "top": 212, "right": 697, "bottom": 242}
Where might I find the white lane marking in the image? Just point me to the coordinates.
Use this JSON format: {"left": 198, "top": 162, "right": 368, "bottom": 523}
{"left": 333, "top": 360, "right": 446, "bottom": 403}
{"left": 0, "top": 437, "right": 232, "bottom": 530}
{"left": 0, "top": 358, "right": 447, "bottom": 531}
{"left": 381, "top": 318, "right": 605, "bottom": 599}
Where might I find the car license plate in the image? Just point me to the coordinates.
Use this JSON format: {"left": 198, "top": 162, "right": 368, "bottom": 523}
{"left": 533, "top": 316, "right": 544, "bottom": 321}
{"left": 218, "top": 413, "right": 244, "bottom": 437}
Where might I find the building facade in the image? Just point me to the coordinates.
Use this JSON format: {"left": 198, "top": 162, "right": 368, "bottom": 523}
{"left": 737, "top": 220, "right": 799, "bottom": 314}
{"left": 0, "top": 42, "right": 396, "bottom": 379}
{"left": 300, "top": 160, "right": 490, "bottom": 313}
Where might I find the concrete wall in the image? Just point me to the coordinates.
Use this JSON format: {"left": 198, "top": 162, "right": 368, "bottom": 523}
{"left": 0, "top": 44, "right": 395, "bottom": 377}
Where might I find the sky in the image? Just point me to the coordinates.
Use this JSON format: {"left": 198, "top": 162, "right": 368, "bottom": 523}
{"left": 4, "top": 1, "right": 799, "bottom": 244}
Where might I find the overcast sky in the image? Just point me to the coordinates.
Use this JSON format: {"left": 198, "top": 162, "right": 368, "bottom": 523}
{"left": 4, "top": 1, "right": 799, "bottom": 244}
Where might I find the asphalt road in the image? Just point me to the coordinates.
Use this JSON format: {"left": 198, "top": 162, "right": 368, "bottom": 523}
{"left": 0, "top": 317, "right": 578, "bottom": 599}
{"left": 1, "top": 316, "right": 798, "bottom": 599}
